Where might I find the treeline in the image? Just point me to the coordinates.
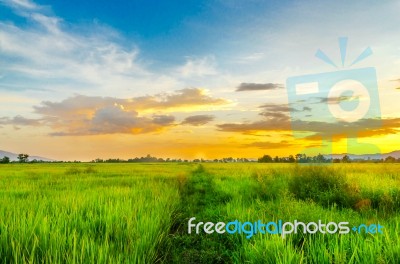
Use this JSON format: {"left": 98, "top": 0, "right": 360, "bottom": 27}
{"left": 0, "top": 154, "right": 74, "bottom": 164}
{"left": 0, "top": 154, "right": 32, "bottom": 164}
{"left": 2, "top": 153, "right": 400, "bottom": 164}
{"left": 258, "top": 154, "right": 400, "bottom": 163}
{"left": 259, "top": 153, "right": 330, "bottom": 163}
{"left": 92, "top": 155, "right": 253, "bottom": 163}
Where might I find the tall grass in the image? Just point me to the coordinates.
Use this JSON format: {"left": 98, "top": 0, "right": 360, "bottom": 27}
{"left": 0, "top": 163, "right": 193, "bottom": 263}
{"left": 207, "top": 163, "right": 400, "bottom": 263}
{"left": 0, "top": 163, "right": 399, "bottom": 263}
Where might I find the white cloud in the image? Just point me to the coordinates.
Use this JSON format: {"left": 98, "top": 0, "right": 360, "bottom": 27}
{"left": 30, "top": 13, "right": 61, "bottom": 34}
{"left": 0, "top": 0, "right": 40, "bottom": 10}
{"left": 0, "top": 2, "right": 180, "bottom": 100}
{"left": 177, "top": 56, "right": 218, "bottom": 77}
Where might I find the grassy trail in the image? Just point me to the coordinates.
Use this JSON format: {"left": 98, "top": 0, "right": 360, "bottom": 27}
{"left": 161, "top": 165, "right": 240, "bottom": 263}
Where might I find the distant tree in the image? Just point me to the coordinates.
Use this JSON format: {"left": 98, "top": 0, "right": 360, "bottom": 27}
{"left": 299, "top": 153, "right": 309, "bottom": 163}
{"left": 0, "top": 156, "right": 10, "bottom": 164}
{"left": 17, "top": 154, "right": 29, "bottom": 163}
{"left": 341, "top": 155, "right": 351, "bottom": 163}
{"left": 315, "top": 153, "right": 327, "bottom": 163}
{"left": 385, "top": 156, "right": 396, "bottom": 163}
{"left": 258, "top": 155, "right": 273, "bottom": 163}
{"left": 225, "top": 157, "right": 233, "bottom": 162}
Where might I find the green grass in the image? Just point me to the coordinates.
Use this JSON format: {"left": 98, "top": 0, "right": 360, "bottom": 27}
{"left": 0, "top": 163, "right": 193, "bottom": 263}
{"left": 0, "top": 163, "right": 399, "bottom": 263}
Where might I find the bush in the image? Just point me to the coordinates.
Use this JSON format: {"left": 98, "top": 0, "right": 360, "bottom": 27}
{"left": 289, "top": 165, "right": 355, "bottom": 208}
{"left": 83, "top": 165, "right": 97, "bottom": 174}
{"left": 360, "top": 189, "right": 400, "bottom": 215}
{"left": 65, "top": 167, "right": 81, "bottom": 175}
{"left": 65, "top": 166, "right": 97, "bottom": 175}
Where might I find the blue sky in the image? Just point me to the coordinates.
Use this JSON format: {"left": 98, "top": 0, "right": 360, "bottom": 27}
{"left": 21, "top": 0, "right": 290, "bottom": 67}
{"left": 1, "top": 0, "right": 400, "bottom": 160}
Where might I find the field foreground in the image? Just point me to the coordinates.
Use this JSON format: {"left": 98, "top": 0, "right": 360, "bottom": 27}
{"left": 0, "top": 163, "right": 399, "bottom": 263}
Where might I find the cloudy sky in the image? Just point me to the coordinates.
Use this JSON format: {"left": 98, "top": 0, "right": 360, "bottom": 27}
{"left": 1, "top": 0, "right": 400, "bottom": 160}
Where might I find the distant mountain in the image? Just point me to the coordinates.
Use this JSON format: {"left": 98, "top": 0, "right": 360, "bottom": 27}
{"left": 0, "top": 150, "right": 54, "bottom": 162}
{"left": 329, "top": 150, "right": 400, "bottom": 160}
{"left": 384, "top": 150, "right": 400, "bottom": 159}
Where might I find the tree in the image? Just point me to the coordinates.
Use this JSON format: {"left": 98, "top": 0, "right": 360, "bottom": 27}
{"left": 17, "top": 153, "right": 29, "bottom": 163}
{"left": 341, "top": 155, "right": 351, "bottom": 163}
{"left": 315, "top": 153, "right": 327, "bottom": 163}
{"left": 385, "top": 156, "right": 396, "bottom": 163}
{"left": 0, "top": 156, "right": 10, "bottom": 164}
{"left": 258, "top": 155, "right": 273, "bottom": 163}
{"left": 298, "top": 153, "right": 308, "bottom": 163}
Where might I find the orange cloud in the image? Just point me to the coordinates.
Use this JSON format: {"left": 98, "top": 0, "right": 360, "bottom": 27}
{"left": 181, "top": 115, "right": 214, "bottom": 126}
{"left": 0, "top": 88, "right": 228, "bottom": 136}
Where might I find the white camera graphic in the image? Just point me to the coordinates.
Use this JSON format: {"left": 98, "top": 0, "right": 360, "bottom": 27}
{"left": 286, "top": 38, "right": 381, "bottom": 158}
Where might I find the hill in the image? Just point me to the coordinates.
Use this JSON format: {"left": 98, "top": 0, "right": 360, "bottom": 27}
{"left": 330, "top": 150, "right": 400, "bottom": 160}
{"left": 0, "top": 150, "right": 54, "bottom": 162}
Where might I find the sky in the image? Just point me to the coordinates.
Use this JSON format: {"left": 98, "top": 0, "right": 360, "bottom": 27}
{"left": 1, "top": 0, "right": 400, "bottom": 161}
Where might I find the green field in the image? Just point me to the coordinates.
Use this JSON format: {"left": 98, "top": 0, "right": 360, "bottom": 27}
{"left": 0, "top": 163, "right": 399, "bottom": 263}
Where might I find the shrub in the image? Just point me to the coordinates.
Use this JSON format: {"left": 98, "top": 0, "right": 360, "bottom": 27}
{"left": 353, "top": 199, "right": 372, "bottom": 211}
{"left": 65, "top": 167, "right": 81, "bottom": 175}
{"left": 360, "top": 189, "right": 400, "bottom": 215}
{"left": 83, "top": 165, "right": 97, "bottom": 174}
{"left": 289, "top": 165, "right": 355, "bottom": 208}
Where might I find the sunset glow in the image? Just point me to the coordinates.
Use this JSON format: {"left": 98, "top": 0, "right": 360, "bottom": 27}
{"left": 1, "top": 0, "right": 400, "bottom": 161}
